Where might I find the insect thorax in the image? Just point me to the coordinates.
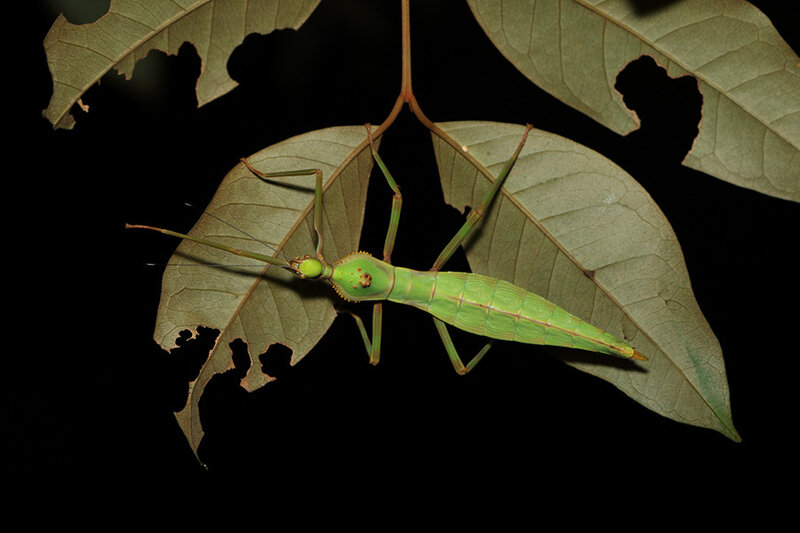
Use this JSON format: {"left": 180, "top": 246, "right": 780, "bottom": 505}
{"left": 329, "top": 252, "right": 394, "bottom": 302}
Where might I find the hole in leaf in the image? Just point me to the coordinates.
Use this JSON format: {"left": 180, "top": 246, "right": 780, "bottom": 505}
{"left": 128, "top": 43, "right": 201, "bottom": 108}
{"left": 228, "top": 30, "right": 302, "bottom": 86}
{"left": 624, "top": 0, "right": 684, "bottom": 16}
{"left": 77, "top": 41, "right": 201, "bottom": 134}
{"left": 615, "top": 55, "right": 703, "bottom": 165}
{"left": 58, "top": 0, "right": 109, "bottom": 24}
{"left": 164, "top": 326, "right": 219, "bottom": 412}
{"left": 229, "top": 338, "right": 252, "bottom": 380}
{"left": 259, "top": 343, "right": 294, "bottom": 379}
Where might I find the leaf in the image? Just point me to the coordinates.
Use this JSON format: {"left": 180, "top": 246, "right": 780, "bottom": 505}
{"left": 467, "top": 0, "right": 800, "bottom": 202}
{"left": 155, "top": 126, "right": 376, "bottom": 457}
{"left": 432, "top": 120, "right": 739, "bottom": 441}
{"left": 42, "top": 0, "right": 321, "bottom": 129}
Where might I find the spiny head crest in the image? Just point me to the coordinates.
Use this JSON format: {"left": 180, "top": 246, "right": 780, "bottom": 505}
{"left": 335, "top": 250, "right": 372, "bottom": 263}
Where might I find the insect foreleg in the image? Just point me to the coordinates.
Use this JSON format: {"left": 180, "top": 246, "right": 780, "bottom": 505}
{"left": 338, "top": 309, "right": 372, "bottom": 353}
{"left": 431, "top": 124, "right": 532, "bottom": 272}
{"left": 240, "top": 159, "right": 325, "bottom": 261}
{"left": 433, "top": 317, "right": 493, "bottom": 375}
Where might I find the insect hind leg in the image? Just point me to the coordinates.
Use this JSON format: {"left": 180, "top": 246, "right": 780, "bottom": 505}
{"left": 338, "top": 307, "right": 382, "bottom": 366}
{"left": 433, "top": 317, "right": 493, "bottom": 375}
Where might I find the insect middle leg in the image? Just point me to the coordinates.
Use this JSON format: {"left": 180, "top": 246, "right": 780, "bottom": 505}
{"left": 430, "top": 124, "right": 532, "bottom": 374}
{"left": 345, "top": 125, "right": 403, "bottom": 366}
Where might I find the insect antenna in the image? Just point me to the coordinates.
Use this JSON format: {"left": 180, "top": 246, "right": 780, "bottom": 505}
{"left": 141, "top": 262, "right": 271, "bottom": 268}
{"left": 126, "top": 221, "right": 292, "bottom": 269}
{"left": 183, "top": 202, "right": 290, "bottom": 261}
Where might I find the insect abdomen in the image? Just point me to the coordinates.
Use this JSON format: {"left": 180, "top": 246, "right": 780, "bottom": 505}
{"left": 388, "top": 268, "right": 635, "bottom": 359}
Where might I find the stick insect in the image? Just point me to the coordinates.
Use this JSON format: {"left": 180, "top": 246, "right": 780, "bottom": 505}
{"left": 128, "top": 124, "right": 646, "bottom": 376}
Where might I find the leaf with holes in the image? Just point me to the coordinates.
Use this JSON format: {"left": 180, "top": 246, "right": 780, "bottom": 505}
{"left": 152, "top": 126, "right": 376, "bottom": 457}
{"left": 468, "top": 0, "right": 800, "bottom": 202}
{"left": 432, "top": 120, "right": 738, "bottom": 441}
{"left": 43, "top": 0, "right": 321, "bottom": 129}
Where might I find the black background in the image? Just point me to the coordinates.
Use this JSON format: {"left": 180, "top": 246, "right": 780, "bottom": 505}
{"left": 11, "top": 0, "right": 800, "bottom": 509}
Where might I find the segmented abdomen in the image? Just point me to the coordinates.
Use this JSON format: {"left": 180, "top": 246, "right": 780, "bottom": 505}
{"left": 387, "top": 268, "right": 634, "bottom": 359}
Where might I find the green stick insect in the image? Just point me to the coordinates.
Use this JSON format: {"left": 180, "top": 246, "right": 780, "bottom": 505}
{"left": 128, "top": 124, "right": 646, "bottom": 376}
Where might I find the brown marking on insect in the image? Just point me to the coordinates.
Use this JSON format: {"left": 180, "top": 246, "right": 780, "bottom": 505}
{"left": 359, "top": 273, "right": 372, "bottom": 287}
{"left": 582, "top": 268, "right": 595, "bottom": 281}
